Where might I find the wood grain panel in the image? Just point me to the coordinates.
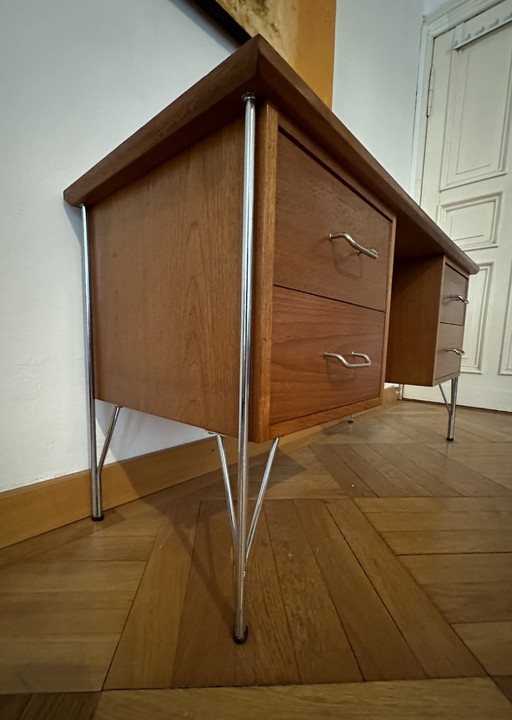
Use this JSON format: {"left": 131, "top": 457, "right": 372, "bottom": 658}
{"left": 104, "top": 500, "right": 199, "bottom": 689}
{"left": 310, "top": 444, "right": 376, "bottom": 497}
{"left": 357, "top": 497, "right": 512, "bottom": 514}
{"left": 270, "top": 288, "right": 386, "bottom": 424}
{"left": 264, "top": 500, "right": 362, "bottom": 684}
{"left": 386, "top": 256, "right": 443, "bottom": 386}
{"left": 274, "top": 132, "right": 392, "bottom": 311}
{"left": 401, "top": 553, "right": 512, "bottom": 585}
{"left": 327, "top": 499, "right": 485, "bottom": 678}
{"left": 91, "top": 120, "right": 244, "bottom": 436}
{"left": 294, "top": 500, "right": 426, "bottom": 681}
{"left": 383, "top": 530, "right": 512, "bottom": 555}
{"left": 93, "top": 679, "right": 512, "bottom": 720}
{"left": 423, "top": 581, "right": 512, "bottom": 622}
{"left": 454, "top": 622, "right": 512, "bottom": 675}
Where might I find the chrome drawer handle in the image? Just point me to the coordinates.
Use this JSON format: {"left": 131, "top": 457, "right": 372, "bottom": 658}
{"left": 446, "top": 348, "right": 465, "bottom": 356}
{"left": 329, "top": 232, "right": 379, "bottom": 260}
{"left": 448, "top": 295, "right": 469, "bottom": 304}
{"left": 324, "top": 351, "right": 372, "bottom": 368}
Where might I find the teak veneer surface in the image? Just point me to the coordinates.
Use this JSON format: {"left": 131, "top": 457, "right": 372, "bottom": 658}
{"left": 64, "top": 36, "right": 478, "bottom": 276}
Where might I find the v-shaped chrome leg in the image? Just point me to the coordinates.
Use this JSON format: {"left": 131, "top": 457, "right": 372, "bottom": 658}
{"left": 215, "top": 434, "right": 280, "bottom": 642}
{"left": 439, "top": 376, "right": 459, "bottom": 441}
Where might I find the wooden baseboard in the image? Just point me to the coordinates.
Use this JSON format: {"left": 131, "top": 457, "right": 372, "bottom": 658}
{"left": 0, "top": 391, "right": 398, "bottom": 550}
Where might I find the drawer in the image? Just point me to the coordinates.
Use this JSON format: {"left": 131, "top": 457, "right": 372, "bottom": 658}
{"left": 434, "top": 323, "right": 465, "bottom": 382}
{"left": 274, "top": 132, "right": 392, "bottom": 312}
{"left": 270, "top": 287, "right": 386, "bottom": 425}
{"left": 440, "top": 263, "right": 469, "bottom": 325}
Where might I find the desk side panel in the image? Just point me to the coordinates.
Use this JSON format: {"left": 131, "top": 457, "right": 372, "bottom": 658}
{"left": 90, "top": 119, "right": 244, "bottom": 436}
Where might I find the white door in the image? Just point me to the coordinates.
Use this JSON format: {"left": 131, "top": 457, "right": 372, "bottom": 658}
{"left": 406, "top": 0, "right": 512, "bottom": 411}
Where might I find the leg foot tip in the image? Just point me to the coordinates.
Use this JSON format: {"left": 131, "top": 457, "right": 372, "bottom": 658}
{"left": 92, "top": 514, "right": 104, "bottom": 522}
{"left": 233, "top": 627, "right": 249, "bottom": 645}
{"left": 446, "top": 437, "right": 454, "bottom": 442}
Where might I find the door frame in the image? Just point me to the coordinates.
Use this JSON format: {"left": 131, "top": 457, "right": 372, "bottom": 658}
{"left": 411, "top": 0, "right": 505, "bottom": 200}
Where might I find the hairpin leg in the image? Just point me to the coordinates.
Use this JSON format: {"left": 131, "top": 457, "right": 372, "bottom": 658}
{"left": 80, "top": 204, "right": 122, "bottom": 519}
{"left": 439, "top": 376, "right": 459, "bottom": 442}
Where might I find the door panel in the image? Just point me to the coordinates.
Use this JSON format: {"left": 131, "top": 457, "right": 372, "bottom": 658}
{"left": 408, "top": 0, "right": 512, "bottom": 412}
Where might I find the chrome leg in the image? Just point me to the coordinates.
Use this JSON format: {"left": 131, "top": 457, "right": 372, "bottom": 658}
{"left": 246, "top": 438, "right": 279, "bottom": 561}
{"left": 439, "top": 376, "right": 459, "bottom": 441}
{"left": 397, "top": 384, "right": 404, "bottom": 401}
{"left": 81, "top": 204, "right": 102, "bottom": 521}
{"left": 347, "top": 414, "right": 354, "bottom": 424}
{"left": 447, "top": 376, "right": 459, "bottom": 442}
{"left": 216, "top": 434, "right": 237, "bottom": 547}
{"left": 233, "top": 92, "right": 257, "bottom": 645}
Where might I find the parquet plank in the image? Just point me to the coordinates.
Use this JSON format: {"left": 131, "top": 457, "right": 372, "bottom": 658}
{"left": 31, "top": 534, "right": 155, "bottom": 562}
{"left": 383, "top": 530, "right": 512, "bottom": 555}
{"left": 401, "top": 553, "right": 512, "bottom": 585}
{"left": 368, "top": 511, "right": 512, "bottom": 532}
{"left": 0, "top": 591, "right": 133, "bottom": 635}
{"left": 423, "top": 581, "right": 512, "bottom": 623}
{"left": 17, "top": 692, "right": 99, "bottom": 720}
{"left": 454, "top": 622, "right": 512, "bottom": 675}
{"left": 374, "top": 444, "right": 462, "bottom": 496}
{"left": 356, "top": 497, "right": 512, "bottom": 513}
{"left": 234, "top": 512, "right": 300, "bottom": 686}
{"left": 0, "top": 695, "right": 31, "bottom": 720}
{"left": 495, "top": 677, "right": 512, "bottom": 706}
{"left": 105, "top": 499, "right": 200, "bottom": 689}
{"left": 346, "top": 444, "right": 429, "bottom": 496}
{"left": 0, "top": 561, "right": 145, "bottom": 593}
{"left": 171, "top": 501, "right": 236, "bottom": 688}
{"left": 392, "top": 445, "right": 510, "bottom": 496}
{"left": 294, "top": 499, "right": 425, "bottom": 680}
{"left": 93, "top": 679, "right": 512, "bottom": 719}
{"left": 310, "top": 444, "right": 375, "bottom": 496}
{"left": 326, "top": 444, "right": 416, "bottom": 497}
{"left": 326, "top": 499, "right": 484, "bottom": 677}
{"left": 265, "top": 500, "right": 362, "bottom": 683}
{"left": 0, "top": 635, "right": 119, "bottom": 693}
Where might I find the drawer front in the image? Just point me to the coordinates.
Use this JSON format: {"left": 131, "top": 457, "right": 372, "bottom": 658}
{"left": 440, "top": 264, "right": 469, "bottom": 325}
{"left": 435, "top": 323, "right": 465, "bottom": 381}
{"left": 274, "top": 132, "right": 392, "bottom": 312}
{"left": 270, "top": 287, "right": 385, "bottom": 425}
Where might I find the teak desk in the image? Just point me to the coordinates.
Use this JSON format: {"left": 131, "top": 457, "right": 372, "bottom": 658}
{"left": 64, "top": 36, "right": 479, "bottom": 643}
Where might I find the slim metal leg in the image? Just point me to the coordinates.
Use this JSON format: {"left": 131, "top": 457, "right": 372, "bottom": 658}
{"left": 81, "top": 204, "right": 122, "bottom": 519}
{"left": 81, "top": 205, "right": 102, "bottom": 521}
{"left": 447, "top": 376, "right": 459, "bottom": 441}
{"left": 246, "top": 438, "right": 279, "bottom": 561}
{"left": 397, "top": 384, "right": 404, "bottom": 401}
{"left": 233, "top": 91, "right": 257, "bottom": 645}
{"left": 216, "top": 434, "right": 238, "bottom": 548}
{"left": 439, "top": 376, "right": 459, "bottom": 442}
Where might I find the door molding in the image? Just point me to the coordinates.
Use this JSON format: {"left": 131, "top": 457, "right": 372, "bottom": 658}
{"left": 411, "top": 0, "right": 504, "bottom": 199}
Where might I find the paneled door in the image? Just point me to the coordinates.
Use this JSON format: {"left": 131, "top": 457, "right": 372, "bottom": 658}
{"left": 407, "top": 0, "right": 512, "bottom": 411}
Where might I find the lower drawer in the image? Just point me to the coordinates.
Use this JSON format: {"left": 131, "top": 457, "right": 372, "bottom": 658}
{"left": 270, "top": 287, "right": 386, "bottom": 425}
{"left": 434, "top": 323, "right": 465, "bottom": 382}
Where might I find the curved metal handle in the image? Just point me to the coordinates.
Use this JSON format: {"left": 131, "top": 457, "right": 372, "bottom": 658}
{"left": 329, "top": 232, "right": 379, "bottom": 260}
{"left": 446, "top": 348, "right": 465, "bottom": 356}
{"left": 448, "top": 295, "right": 469, "bottom": 304}
{"left": 324, "top": 351, "right": 372, "bottom": 368}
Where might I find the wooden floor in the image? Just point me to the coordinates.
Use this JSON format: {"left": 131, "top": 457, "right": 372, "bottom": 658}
{"left": 1, "top": 401, "right": 512, "bottom": 719}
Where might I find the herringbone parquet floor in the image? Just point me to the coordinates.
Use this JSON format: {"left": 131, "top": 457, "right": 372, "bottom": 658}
{"left": 1, "top": 400, "right": 512, "bottom": 719}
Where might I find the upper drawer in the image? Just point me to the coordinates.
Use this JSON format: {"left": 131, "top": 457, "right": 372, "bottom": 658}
{"left": 440, "top": 263, "right": 469, "bottom": 325}
{"left": 270, "top": 287, "right": 385, "bottom": 425}
{"left": 274, "top": 133, "right": 393, "bottom": 312}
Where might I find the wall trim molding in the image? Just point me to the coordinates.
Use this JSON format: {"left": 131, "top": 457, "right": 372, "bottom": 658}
{"left": 0, "top": 389, "right": 397, "bottom": 550}
{"left": 410, "top": 0, "right": 504, "bottom": 199}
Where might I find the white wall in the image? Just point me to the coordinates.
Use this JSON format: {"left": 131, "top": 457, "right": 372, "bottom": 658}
{"left": 1, "top": 0, "right": 435, "bottom": 494}
{"left": 0, "top": 0, "right": 236, "bottom": 492}
{"left": 333, "top": 0, "right": 426, "bottom": 192}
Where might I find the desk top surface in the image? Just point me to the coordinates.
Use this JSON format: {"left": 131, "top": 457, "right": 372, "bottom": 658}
{"left": 64, "top": 36, "right": 478, "bottom": 276}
